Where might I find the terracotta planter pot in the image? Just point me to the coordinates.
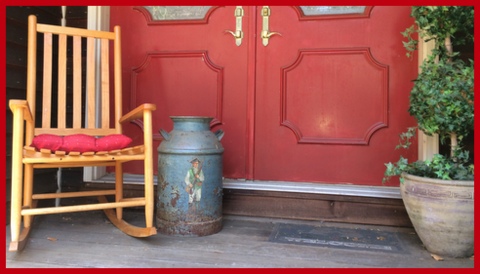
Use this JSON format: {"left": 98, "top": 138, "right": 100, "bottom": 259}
{"left": 400, "top": 173, "right": 474, "bottom": 258}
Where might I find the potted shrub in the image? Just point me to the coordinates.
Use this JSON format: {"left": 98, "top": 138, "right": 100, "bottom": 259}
{"left": 383, "top": 6, "right": 474, "bottom": 258}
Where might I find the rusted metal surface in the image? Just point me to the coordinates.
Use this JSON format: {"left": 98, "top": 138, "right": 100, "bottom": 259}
{"left": 156, "top": 116, "right": 224, "bottom": 236}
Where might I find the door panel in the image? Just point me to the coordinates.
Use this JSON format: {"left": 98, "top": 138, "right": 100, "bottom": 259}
{"left": 254, "top": 6, "right": 417, "bottom": 185}
{"left": 110, "top": 6, "right": 250, "bottom": 179}
{"left": 111, "top": 6, "right": 418, "bottom": 186}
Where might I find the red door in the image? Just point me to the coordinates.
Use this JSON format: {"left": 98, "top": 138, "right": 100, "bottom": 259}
{"left": 111, "top": 6, "right": 417, "bottom": 186}
{"left": 253, "top": 6, "right": 418, "bottom": 185}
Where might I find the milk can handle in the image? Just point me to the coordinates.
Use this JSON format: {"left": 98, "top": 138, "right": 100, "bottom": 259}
{"left": 214, "top": 129, "right": 225, "bottom": 141}
{"left": 159, "top": 129, "right": 170, "bottom": 141}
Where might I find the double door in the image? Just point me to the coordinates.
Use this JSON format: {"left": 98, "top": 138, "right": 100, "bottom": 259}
{"left": 111, "top": 6, "right": 417, "bottom": 186}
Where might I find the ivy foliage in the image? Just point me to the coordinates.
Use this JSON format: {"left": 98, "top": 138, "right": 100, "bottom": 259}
{"left": 383, "top": 128, "right": 474, "bottom": 183}
{"left": 409, "top": 57, "right": 474, "bottom": 142}
{"left": 384, "top": 6, "right": 474, "bottom": 183}
{"left": 402, "top": 6, "right": 474, "bottom": 59}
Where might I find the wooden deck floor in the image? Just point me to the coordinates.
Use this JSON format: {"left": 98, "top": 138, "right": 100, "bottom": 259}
{"left": 5, "top": 207, "right": 474, "bottom": 269}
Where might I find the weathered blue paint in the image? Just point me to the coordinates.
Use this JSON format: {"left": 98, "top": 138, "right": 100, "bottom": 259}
{"left": 156, "top": 116, "right": 224, "bottom": 236}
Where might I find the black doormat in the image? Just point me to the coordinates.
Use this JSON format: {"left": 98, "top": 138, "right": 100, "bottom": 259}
{"left": 269, "top": 223, "right": 406, "bottom": 253}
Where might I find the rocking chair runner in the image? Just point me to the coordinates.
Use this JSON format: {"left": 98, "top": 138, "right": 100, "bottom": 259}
{"left": 9, "top": 15, "right": 157, "bottom": 251}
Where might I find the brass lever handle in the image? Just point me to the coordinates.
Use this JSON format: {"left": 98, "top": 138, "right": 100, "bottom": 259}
{"left": 261, "top": 6, "right": 282, "bottom": 46}
{"left": 261, "top": 30, "right": 281, "bottom": 39}
{"left": 225, "top": 6, "right": 244, "bottom": 46}
{"left": 225, "top": 30, "right": 243, "bottom": 39}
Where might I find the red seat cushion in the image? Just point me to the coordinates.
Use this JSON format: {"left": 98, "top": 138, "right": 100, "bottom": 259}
{"left": 31, "top": 134, "right": 63, "bottom": 152}
{"left": 30, "top": 134, "right": 132, "bottom": 153}
{"left": 96, "top": 134, "right": 133, "bottom": 151}
{"left": 60, "top": 134, "right": 97, "bottom": 153}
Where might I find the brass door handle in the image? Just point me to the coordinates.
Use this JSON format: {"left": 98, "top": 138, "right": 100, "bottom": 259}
{"left": 261, "top": 6, "right": 282, "bottom": 46}
{"left": 225, "top": 6, "right": 244, "bottom": 46}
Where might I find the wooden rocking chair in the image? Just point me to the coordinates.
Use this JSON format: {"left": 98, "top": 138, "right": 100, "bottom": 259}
{"left": 9, "top": 15, "right": 157, "bottom": 252}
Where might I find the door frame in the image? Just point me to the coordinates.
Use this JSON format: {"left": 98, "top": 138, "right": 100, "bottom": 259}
{"left": 83, "top": 6, "right": 110, "bottom": 182}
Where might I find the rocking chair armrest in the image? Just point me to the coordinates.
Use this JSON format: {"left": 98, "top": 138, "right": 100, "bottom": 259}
{"left": 9, "top": 100, "right": 33, "bottom": 123}
{"left": 119, "top": 103, "right": 157, "bottom": 123}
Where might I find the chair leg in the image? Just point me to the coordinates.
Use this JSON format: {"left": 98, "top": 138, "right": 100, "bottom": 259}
{"left": 144, "top": 156, "right": 154, "bottom": 229}
{"left": 9, "top": 201, "right": 37, "bottom": 252}
{"left": 115, "top": 162, "right": 124, "bottom": 220}
{"left": 9, "top": 164, "right": 23, "bottom": 251}
{"left": 143, "top": 109, "right": 155, "bottom": 229}
{"left": 9, "top": 164, "right": 35, "bottom": 252}
{"left": 9, "top": 110, "right": 24, "bottom": 251}
{"left": 23, "top": 164, "right": 34, "bottom": 227}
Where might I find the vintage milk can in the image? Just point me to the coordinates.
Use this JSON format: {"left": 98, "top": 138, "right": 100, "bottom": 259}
{"left": 156, "top": 116, "right": 224, "bottom": 236}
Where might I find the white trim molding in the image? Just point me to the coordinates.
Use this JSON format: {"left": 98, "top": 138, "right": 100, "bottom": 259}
{"left": 84, "top": 6, "right": 110, "bottom": 182}
{"left": 417, "top": 37, "right": 439, "bottom": 161}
